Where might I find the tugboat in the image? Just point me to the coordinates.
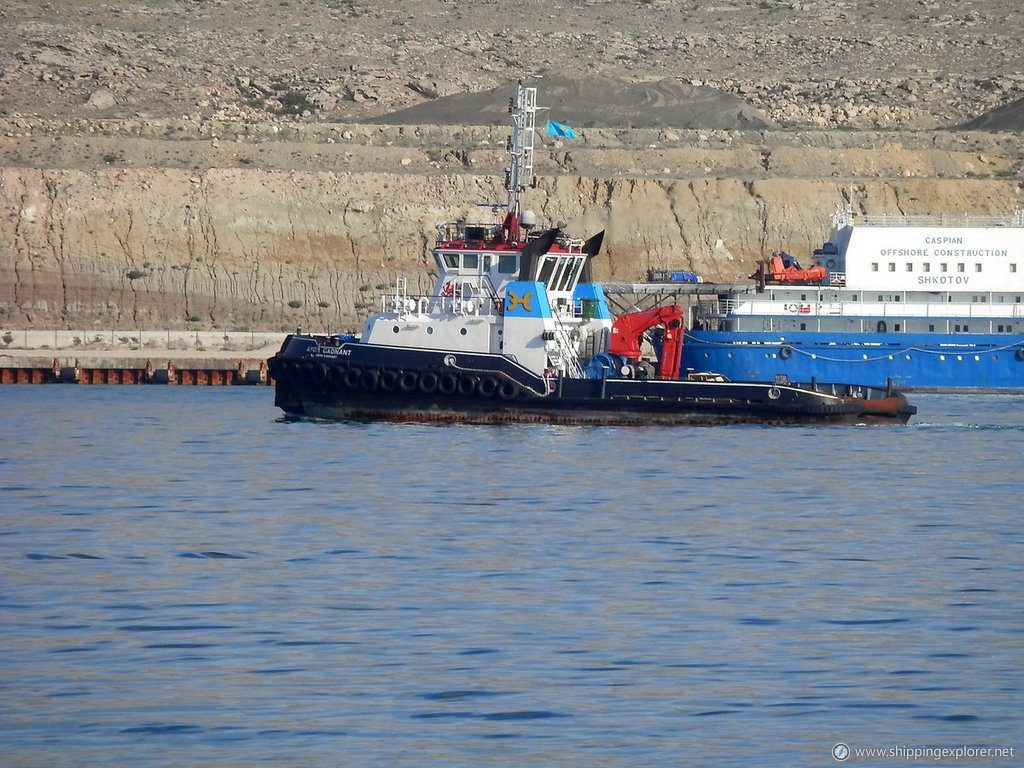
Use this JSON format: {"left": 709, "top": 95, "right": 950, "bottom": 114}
{"left": 267, "top": 82, "right": 916, "bottom": 426}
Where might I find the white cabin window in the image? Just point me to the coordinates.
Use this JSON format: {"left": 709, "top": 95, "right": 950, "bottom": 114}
{"left": 498, "top": 254, "right": 517, "bottom": 274}
{"left": 957, "top": 263, "right": 965, "bottom": 273}
{"left": 929, "top": 324, "right": 935, "bottom": 332}
{"left": 905, "top": 263, "right": 913, "bottom": 272}
{"left": 871, "top": 263, "right": 879, "bottom": 272}
{"left": 888, "top": 263, "right": 896, "bottom": 272}
{"left": 940, "top": 263, "right": 948, "bottom": 272}
{"left": 923, "top": 263, "right": 931, "bottom": 272}
{"left": 463, "top": 253, "right": 479, "bottom": 270}
{"left": 1011, "top": 264, "right": 1018, "bottom": 273}
{"left": 974, "top": 263, "right": 982, "bottom": 273}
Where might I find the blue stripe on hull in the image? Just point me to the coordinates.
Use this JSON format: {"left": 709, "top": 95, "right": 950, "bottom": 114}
{"left": 682, "top": 331, "right": 1024, "bottom": 391}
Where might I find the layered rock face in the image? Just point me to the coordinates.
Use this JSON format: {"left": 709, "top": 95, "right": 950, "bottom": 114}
{"left": 3, "top": 124, "right": 1021, "bottom": 332}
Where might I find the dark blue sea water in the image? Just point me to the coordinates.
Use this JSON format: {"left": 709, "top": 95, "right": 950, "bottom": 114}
{"left": 1, "top": 387, "right": 1021, "bottom": 767}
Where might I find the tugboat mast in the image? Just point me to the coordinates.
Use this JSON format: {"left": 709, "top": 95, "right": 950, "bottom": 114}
{"left": 504, "top": 81, "right": 536, "bottom": 216}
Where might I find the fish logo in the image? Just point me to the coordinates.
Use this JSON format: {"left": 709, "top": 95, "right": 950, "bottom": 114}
{"left": 506, "top": 290, "right": 533, "bottom": 313}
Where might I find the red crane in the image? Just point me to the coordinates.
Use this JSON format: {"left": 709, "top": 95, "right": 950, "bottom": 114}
{"left": 609, "top": 305, "right": 685, "bottom": 380}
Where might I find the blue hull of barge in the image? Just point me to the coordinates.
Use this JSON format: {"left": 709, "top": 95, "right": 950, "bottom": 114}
{"left": 681, "top": 330, "right": 1024, "bottom": 391}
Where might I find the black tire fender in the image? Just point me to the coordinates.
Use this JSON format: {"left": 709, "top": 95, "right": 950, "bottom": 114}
{"left": 419, "top": 371, "right": 439, "bottom": 393}
{"left": 361, "top": 368, "right": 380, "bottom": 391}
{"left": 379, "top": 369, "right": 399, "bottom": 391}
{"left": 398, "top": 370, "right": 419, "bottom": 393}
{"left": 457, "top": 374, "right": 479, "bottom": 396}
{"left": 438, "top": 372, "right": 458, "bottom": 396}
{"left": 343, "top": 366, "right": 362, "bottom": 389}
{"left": 498, "top": 380, "right": 520, "bottom": 400}
{"left": 477, "top": 376, "right": 499, "bottom": 397}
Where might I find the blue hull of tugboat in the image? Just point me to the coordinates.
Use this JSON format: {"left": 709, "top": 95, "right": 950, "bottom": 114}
{"left": 681, "top": 330, "right": 1024, "bottom": 392}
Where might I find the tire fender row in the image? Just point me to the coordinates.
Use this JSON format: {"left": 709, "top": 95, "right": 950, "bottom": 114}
{"left": 285, "top": 361, "right": 522, "bottom": 400}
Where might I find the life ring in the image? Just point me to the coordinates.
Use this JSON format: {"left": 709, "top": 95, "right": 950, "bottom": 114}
{"left": 438, "top": 372, "right": 458, "bottom": 396}
{"left": 780, "top": 345, "right": 793, "bottom": 359}
{"left": 457, "top": 374, "right": 479, "bottom": 396}
{"left": 343, "top": 366, "right": 362, "bottom": 388}
{"left": 767, "top": 386, "right": 782, "bottom": 400}
{"left": 379, "top": 369, "right": 399, "bottom": 391}
{"left": 498, "top": 380, "right": 520, "bottom": 400}
{"left": 398, "top": 370, "right": 419, "bottom": 393}
{"left": 477, "top": 376, "right": 499, "bottom": 397}
{"left": 418, "top": 371, "right": 439, "bottom": 393}
{"left": 361, "top": 368, "right": 380, "bottom": 391}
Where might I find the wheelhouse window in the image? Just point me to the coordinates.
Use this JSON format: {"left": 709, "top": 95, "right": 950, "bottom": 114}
{"left": 463, "top": 253, "right": 479, "bottom": 270}
{"left": 498, "top": 253, "right": 518, "bottom": 274}
{"left": 537, "top": 255, "right": 557, "bottom": 284}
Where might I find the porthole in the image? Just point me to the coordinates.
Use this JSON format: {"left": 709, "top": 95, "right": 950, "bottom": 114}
{"left": 427, "top": 327, "right": 434, "bottom": 335}
{"left": 392, "top": 326, "right": 399, "bottom": 334}
{"left": 460, "top": 328, "right": 468, "bottom": 336}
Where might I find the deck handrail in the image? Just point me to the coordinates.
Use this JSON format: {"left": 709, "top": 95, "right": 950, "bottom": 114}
{"left": 835, "top": 208, "right": 1024, "bottom": 228}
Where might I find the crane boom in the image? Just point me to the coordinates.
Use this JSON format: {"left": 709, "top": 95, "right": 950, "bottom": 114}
{"left": 609, "top": 305, "right": 685, "bottom": 380}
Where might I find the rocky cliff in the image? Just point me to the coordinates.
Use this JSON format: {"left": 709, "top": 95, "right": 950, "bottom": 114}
{"left": 3, "top": 118, "right": 1022, "bottom": 333}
